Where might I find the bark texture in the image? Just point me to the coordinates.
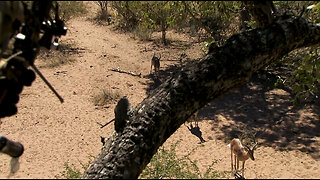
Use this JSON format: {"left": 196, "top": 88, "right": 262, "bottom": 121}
{"left": 82, "top": 15, "right": 320, "bottom": 179}
{"left": 243, "top": 1, "right": 277, "bottom": 28}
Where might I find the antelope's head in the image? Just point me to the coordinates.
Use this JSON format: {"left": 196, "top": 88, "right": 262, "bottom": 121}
{"left": 152, "top": 52, "right": 161, "bottom": 60}
{"left": 244, "top": 142, "right": 258, "bottom": 160}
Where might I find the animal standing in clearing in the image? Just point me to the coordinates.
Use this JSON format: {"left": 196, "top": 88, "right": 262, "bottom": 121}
{"left": 150, "top": 52, "right": 161, "bottom": 76}
{"left": 227, "top": 138, "right": 258, "bottom": 177}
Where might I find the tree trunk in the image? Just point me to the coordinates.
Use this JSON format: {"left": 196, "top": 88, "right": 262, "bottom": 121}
{"left": 243, "top": 1, "right": 276, "bottom": 28}
{"left": 82, "top": 15, "right": 320, "bottom": 179}
{"left": 239, "top": 2, "right": 251, "bottom": 31}
{"left": 161, "top": 22, "right": 167, "bottom": 45}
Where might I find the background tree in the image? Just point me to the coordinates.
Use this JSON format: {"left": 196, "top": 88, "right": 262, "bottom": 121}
{"left": 139, "top": 1, "right": 184, "bottom": 45}
{"left": 56, "top": 1, "right": 87, "bottom": 22}
{"left": 95, "top": 1, "right": 112, "bottom": 24}
{"left": 109, "top": 1, "right": 141, "bottom": 31}
{"left": 182, "top": 1, "right": 241, "bottom": 45}
{"left": 272, "top": 1, "right": 320, "bottom": 104}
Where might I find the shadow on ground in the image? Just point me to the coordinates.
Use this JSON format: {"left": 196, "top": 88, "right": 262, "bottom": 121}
{"left": 143, "top": 63, "right": 181, "bottom": 96}
{"left": 145, "top": 63, "right": 320, "bottom": 160}
{"left": 198, "top": 70, "right": 320, "bottom": 160}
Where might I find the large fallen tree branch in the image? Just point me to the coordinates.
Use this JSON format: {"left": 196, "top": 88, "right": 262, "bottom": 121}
{"left": 83, "top": 15, "right": 320, "bottom": 179}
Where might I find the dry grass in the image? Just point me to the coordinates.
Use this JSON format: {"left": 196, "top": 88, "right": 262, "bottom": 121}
{"left": 92, "top": 89, "right": 121, "bottom": 106}
{"left": 37, "top": 41, "right": 85, "bottom": 68}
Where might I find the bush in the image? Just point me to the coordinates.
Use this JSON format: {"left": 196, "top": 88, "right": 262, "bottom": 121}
{"left": 55, "top": 162, "right": 82, "bottom": 179}
{"left": 57, "top": 1, "right": 88, "bottom": 22}
{"left": 55, "top": 159, "right": 92, "bottom": 179}
{"left": 139, "top": 140, "right": 229, "bottom": 179}
{"left": 110, "top": 1, "right": 141, "bottom": 31}
{"left": 133, "top": 24, "right": 153, "bottom": 41}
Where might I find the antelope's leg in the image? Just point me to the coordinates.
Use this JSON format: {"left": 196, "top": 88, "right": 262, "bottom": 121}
{"left": 194, "top": 111, "right": 198, "bottom": 127}
{"left": 234, "top": 154, "right": 236, "bottom": 170}
{"left": 236, "top": 156, "right": 239, "bottom": 170}
{"left": 231, "top": 149, "right": 233, "bottom": 171}
{"left": 242, "top": 161, "right": 245, "bottom": 177}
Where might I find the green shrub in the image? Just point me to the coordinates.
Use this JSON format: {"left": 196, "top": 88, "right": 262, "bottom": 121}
{"left": 139, "top": 140, "right": 228, "bottom": 179}
{"left": 55, "top": 162, "right": 82, "bottom": 179}
{"left": 57, "top": 1, "right": 88, "bottom": 22}
{"left": 139, "top": 140, "right": 199, "bottom": 179}
{"left": 55, "top": 158, "right": 93, "bottom": 179}
{"left": 133, "top": 24, "right": 153, "bottom": 41}
{"left": 275, "top": 46, "right": 320, "bottom": 105}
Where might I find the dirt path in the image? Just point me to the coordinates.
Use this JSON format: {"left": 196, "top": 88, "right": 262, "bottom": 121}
{"left": 0, "top": 2, "right": 319, "bottom": 179}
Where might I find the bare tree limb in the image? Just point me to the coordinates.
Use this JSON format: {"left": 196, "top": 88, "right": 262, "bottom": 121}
{"left": 109, "top": 68, "right": 142, "bottom": 78}
{"left": 83, "top": 15, "right": 320, "bottom": 179}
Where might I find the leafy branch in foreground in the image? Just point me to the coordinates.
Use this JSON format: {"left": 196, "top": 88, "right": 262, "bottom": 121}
{"left": 139, "top": 140, "right": 228, "bottom": 179}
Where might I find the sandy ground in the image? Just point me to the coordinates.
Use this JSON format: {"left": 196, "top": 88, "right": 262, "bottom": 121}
{"left": 0, "top": 2, "right": 319, "bottom": 179}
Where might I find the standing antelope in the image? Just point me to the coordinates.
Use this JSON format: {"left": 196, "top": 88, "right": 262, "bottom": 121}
{"left": 227, "top": 138, "right": 258, "bottom": 177}
{"left": 150, "top": 52, "right": 161, "bottom": 76}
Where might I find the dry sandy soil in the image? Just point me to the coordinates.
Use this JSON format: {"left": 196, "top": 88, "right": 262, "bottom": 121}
{"left": 0, "top": 2, "right": 319, "bottom": 179}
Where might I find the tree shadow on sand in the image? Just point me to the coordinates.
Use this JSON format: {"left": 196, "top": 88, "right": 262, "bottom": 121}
{"left": 143, "top": 59, "right": 320, "bottom": 160}
{"left": 198, "top": 69, "right": 320, "bottom": 160}
{"left": 143, "top": 63, "right": 182, "bottom": 96}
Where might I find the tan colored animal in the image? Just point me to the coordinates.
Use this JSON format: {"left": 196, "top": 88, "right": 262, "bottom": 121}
{"left": 150, "top": 52, "right": 161, "bottom": 75}
{"left": 227, "top": 138, "right": 258, "bottom": 177}
{"left": 193, "top": 110, "right": 198, "bottom": 123}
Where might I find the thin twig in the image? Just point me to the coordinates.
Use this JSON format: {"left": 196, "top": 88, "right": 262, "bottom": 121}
{"left": 97, "top": 118, "right": 115, "bottom": 128}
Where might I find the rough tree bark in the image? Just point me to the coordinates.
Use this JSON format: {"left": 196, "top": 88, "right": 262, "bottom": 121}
{"left": 243, "top": 1, "right": 277, "bottom": 28}
{"left": 82, "top": 14, "right": 320, "bottom": 179}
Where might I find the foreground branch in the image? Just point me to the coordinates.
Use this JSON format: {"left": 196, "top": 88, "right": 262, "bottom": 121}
{"left": 83, "top": 15, "right": 320, "bottom": 179}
